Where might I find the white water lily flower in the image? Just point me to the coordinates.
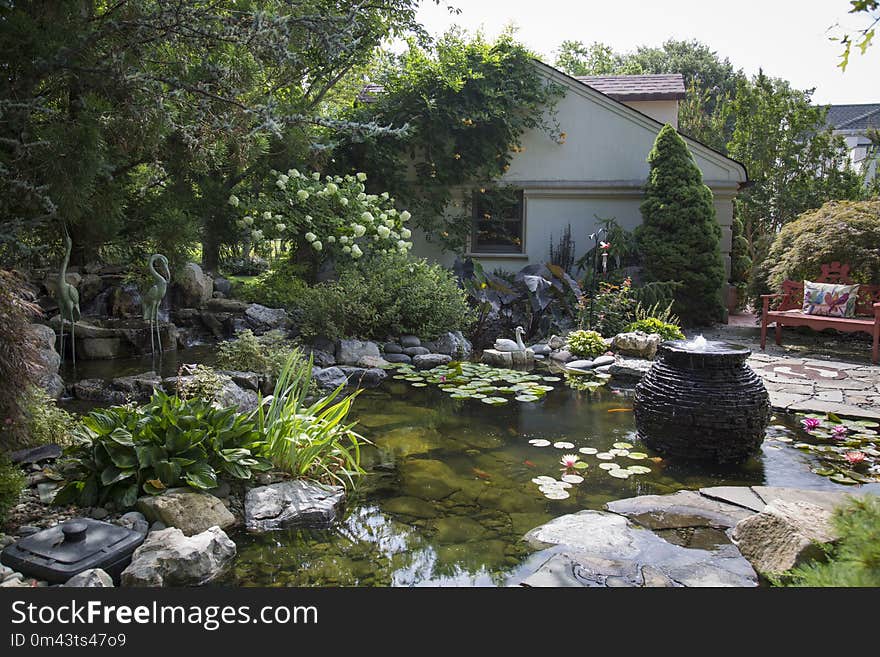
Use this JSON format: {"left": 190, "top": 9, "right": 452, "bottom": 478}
{"left": 243, "top": 216, "right": 254, "bottom": 226}
{"left": 297, "top": 190, "right": 309, "bottom": 201}
{"left": 351, "top": 244, "right": 362, "bottom": 258}
{"left": 560, "top": 454, "right": 580, "bottom": 469}
{"left": 401, "top": 228, "right": 411, "bottom": 239}
{"left": 311, "top": 240, "right": 323, "bottom": 251}
{"left": 357, "top": 172, "right": 367, "bottom": 182}
{"left": 275, "top": 223, "right": 286, "bottom": 232}
{"left": 228, "top": 194, "right": 240, "bottom": 207}
{"left": 304, "top": 232, "right": 317, "bottom": 242}
{"left": 400, "top": 210, "right": 411, "bottom": 222}
{"left": 340, "top": 197, "right": 349, "bottom": 206}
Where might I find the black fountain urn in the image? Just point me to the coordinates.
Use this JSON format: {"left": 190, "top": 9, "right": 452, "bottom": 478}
{"left": 633, "top": 337, "right": 771, "bottom": 464}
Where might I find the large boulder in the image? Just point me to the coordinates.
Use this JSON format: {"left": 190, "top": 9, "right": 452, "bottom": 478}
{"left": 338, "top": 366, "right": 387, "bottom": 387}
{"left": 244, "top": 304, "right": 290, "bottom": 333}
{"left": 423, "top": 331, "right": 472, "bottom": 359}
{"left": 336, "top": 339, "right": 380, "bottom": 365}
{"left": 64, "top": 569, "right": 114, "bottom": 588}
{"left": 177, "top": 262, "right": 213, "bottom": 308}
{"left": 214, "top": 380, "right": 259, "bottom": 413}
{"left": 612, "top": 331, "right": 662, "bottom": 360}
{"left": 413, "top": 354, "right": 452, "bottom": 370}
{"left": 245, "top": 480, "right": 345, "bottom": 531}
{"left": 730, "top": 500, "right": 838, "bottom": 576}
{"left": 120, "top": 526, "right": 236, "bottom": 587}
{"left": 609, "top": 357, "right": 653, "bottom": 381}
{"left": 136, "top": 490, "right": 235, "bottom": 536}
{"left": 29, "top": 323, "right": 63, "bottom": 398}
{"left": 313, "top": 366, "right": 348, "bottom": 389}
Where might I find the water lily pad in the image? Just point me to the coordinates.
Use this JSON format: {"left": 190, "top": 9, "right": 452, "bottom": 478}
{"left": 608, "top": 469, "right": 631, "bottom": 479}
{"left": 609, "top": 448, "right": 630, "bottom": 457}
{"left": 596, "top": 452, "right": 614, "bottom": 460}
{"left": 811, "top": 467, "right": 836, "bottom": 476}
{"left": 531, "top": 476, "right": 557, "bottom": 485}
{"left": 410, "top": 382, "right": 427, "bottom": 387}
{"left": 573, "top": 462, "right": 589, "bottom": 470}
{"left": 528, "top": 439, "right": 551, "bottom": 447}
{"left": 542, "top": 376, "right": 562, "bottom": 382}
{"left": 553, "top": 441, "right": 575, "bottom": 449}
{"left": 612, "top": 442, "right": 633, "bottom": 449}
{"left": 481, "top": 397, "right": 508, "bottom": 405}
{"left": 542, "top": 489, "right": 570, "bottom": 500}
{"left": 598, "top": 463, "right": 620, "bottom": 470}
{"left": 470, "top": 393, "right": 487, "bottom": 399}
{"left": 561, "top": 474, "right": 584, "bottom": 484}
{"left": 626, "top": 465, "right": 652, "bottom": 474}
{"left": 829, "top": 474, "right": 859, "bottom": 485}
{"left": 515, "top": 395, "right": 539, "bottom": 403}
{"left": 449, "top": 393, "right": 469, "bottom": 399}
{"left": 579, "top": 447, "right": 599, "bottom": 455}
{"left": 626, "top": 452, "right": 648, "bottom": 460}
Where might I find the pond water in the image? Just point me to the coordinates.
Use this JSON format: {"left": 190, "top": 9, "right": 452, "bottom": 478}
{"left": 61, "top": 349, "right": 880, "bottom": 587}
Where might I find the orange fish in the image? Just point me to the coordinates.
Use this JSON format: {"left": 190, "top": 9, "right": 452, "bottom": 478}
{"left": 523, "top": 460, "right": 536, "bottom": 468}
{"left": 607, "top": 408, "right": 632, "bottom": 413}
{"left": 472, "top": 468, "right": 492, "bottom": 480}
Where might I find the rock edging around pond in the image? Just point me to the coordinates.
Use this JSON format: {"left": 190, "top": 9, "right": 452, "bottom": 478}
{"left": 519, "top": 486, "right": 874, "bottom": 587}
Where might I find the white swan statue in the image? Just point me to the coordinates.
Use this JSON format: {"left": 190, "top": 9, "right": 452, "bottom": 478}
{"left": 495, "top": 326, "right": 527, "bottom": 352}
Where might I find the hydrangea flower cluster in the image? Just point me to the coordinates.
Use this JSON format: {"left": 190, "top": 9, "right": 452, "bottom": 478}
{"left": 230, "top": 169, "right": 413, "bottom": 260}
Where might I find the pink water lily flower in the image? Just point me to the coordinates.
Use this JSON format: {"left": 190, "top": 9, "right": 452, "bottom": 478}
{"left": 802, "top": 418, "right": 821, "bottom": 431}
{"left": 831, "top": 425, "right": 849, "bottom": 439}
{"left": 844, "top": 451, "right": 866, "bottom": 465}
{"left": 559, "top": 454, "right": 579, "bottom": 469}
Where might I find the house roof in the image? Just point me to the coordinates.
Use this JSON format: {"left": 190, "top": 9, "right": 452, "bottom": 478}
{"left": 573, "top": 74, "right": 686, "bottom": 101}
{"left": 826, "top": 104, "right": 880, "bottom": 131}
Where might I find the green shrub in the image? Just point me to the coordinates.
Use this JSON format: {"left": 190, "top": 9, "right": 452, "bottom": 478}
{"left": 780, "top": 495, "right": 880, "bottom": 587}
{"left": 580, "top": 278, "right": 636, "bottom": 337}
{"left": 235, "top": 257, "right": 311, "bottom": 308}
{"left": 54, "top": 392, "right": 272, "bottom": 510}
{"left": 296, "top": 253, "right": 473, "bottom": 341}
{"left": 0, "top": 454, "right": 25, "bottom": 523}
{"left": 177, "top": 365, "right": 231, "bottom": 403}
{"left": 764, "top": 199, "right": 880, "bottom": 291}
{"left": 567, "top": 330, "right": 607, "bottom": 358}
{"left": 217, "top": 330, "right": 304, "bottom": 381}
{"left": 254, "top": 353, "right": 366, "bottom": 488}
{"left": 625, "top": 317, "right": 685, "bottom": 341}
{"left": 636, "top": 124, "right": 726, "bottom": 325}
{"left": 20, "top": 386, "right": 77, "bottom": 447}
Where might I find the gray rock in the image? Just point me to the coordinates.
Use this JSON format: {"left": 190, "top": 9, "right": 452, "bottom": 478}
{"left": 529, "top": 343, "right": 551, "bottom": 356}
{"left": 523, "top": 510, "right": 757, "bottom": 587}
{"left": 313, "top": 366, "right": 348, "bottom": 389}
{"left": 118, "top": 511, "right": 149, "bottom": 534}
{"left": 9, "top": 444, "right": 62, "bottom": 464}
{"left": 550, "top": 350, "right": 573, "bottom": 362}
{"left": 400, "top": 335, "right": 421, "bottom": 348}
{"left": 111, "top": 372, "right": 162, "bottom": 401}
{"left": 29, "top": 324, "right": 63, "bottom": 398}
{"left": 212, "top": 277, "right": 232, "bottom": 297}
{"left": 245, "top": 480, "right": 345, "bottom": 531}
{"left": 89, "top": 507, "right": 110, "bottom": 520}
{"left": 64, "top": 569, "right": 114, "bottom": 588}
{"left": 413, "top": 354, "right": 452, "bottom": 370}
{"left": 339, "top": 366, "right": 387, "bottom": 387}
{"left": 17, "top": 526, "right": 40, "bottom": 537}
{"left": 136, "top": 490, "right": 235, "bottom": 536}
{"left": 403, "top": 346, "right": 430, "bottom": 357}
{"left": 605, "top": 491, "right": 753, "bottom": 530}
{"left": 609, "top": 357, "right": 653, "bottom": 381}
{"left": 206, "top": 298, "right": 248, "bottom": 313}
{"left": 699, "top": 486, "right": 767, "bottom": 513}
{"left": 566, "top": 359, "right": 594, "bottom": 370}
{"left": 730, "top": 500, "right": 837, "bottom": 576}
{"left": 214, "top": 380, "right": 259, "bottom": 413}
{"left": 548, "top": 335, "right": 567, "bottom": 350}
{"left": 612, "top": 331, "right": 662, "bottom": 360}
{"left": 427, "top": 331, "right": 472, "bottom": 359}
{"left": 591, "top": 355, "right": 616, "bottom": 368}
{"left": 177, "top": 262, "right": 213, "bottom": 308}
{"left": 336, "top": 339, "right": 381, "bottom": 365}
{"left": 149, "top": 521, "right": 166, "bottom": 532}
{"left": 219, "top": 370, "right": 260, "bottom": 392}
{"left": 383, "top": 342, "right": 403, "bottom": 354}
{"left": 121, "top": 526, "right": 236, "bottom": 587}
{"left": 0, "top": 565, "right": 14, "bottom": 580}
{"left": 356, "top": 355, "right": 389, "bottom": 369}
{"left": 383, "top": 353, "right": 412, "bottom": 364}
{"left": 595, "top": 364, "right": 613, "bottom": 374}
{"left": 78, "top": 274, "right": 106, "bottom": 305}
{"left": 302, "top": 347, "right": 336, "bottom": 368}
{"left": 245, "top": 304, "right": 290, "bottom": 333}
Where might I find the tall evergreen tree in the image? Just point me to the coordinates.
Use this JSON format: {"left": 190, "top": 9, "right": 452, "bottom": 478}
{"left": 636, "top": 124, "right": 726, "bottom": 325}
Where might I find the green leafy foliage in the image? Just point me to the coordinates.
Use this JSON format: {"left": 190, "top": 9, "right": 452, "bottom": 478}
{"left": 636, "top": 125, "right": 726, "bottom": 325}
{"left": 0, "top": 454, "right": 26, "bottom": 524}
{"left": 780, "top": 495, "right": 880, "bottom": 587}
{"left": 294, "top": 253, "right": 473, "bottom": 341}
{"left": 579, "top": 278, "right": 636, "bottom": 338}
{"left": 217, "top": 330, "right": 305, "bottom": 382}
{"left": 176, "top": 366, "right": 231, "bottom": 404}
{"left": 625, "top": 318, "right": 684, "bottom": 341}
{"left": 567, "top": 330, "right": 607, "bottom": 358}
{"left": 20, "top": 386, "right": 77, "bottom": 447}
{"left": 254, "top": 353, "right": 366, "bottom": 488}
{"left": 54, "top": 392, "right": 271, "bottom": 509}
{"left": 764, "top": 200, "right": 880, "bottom": 291}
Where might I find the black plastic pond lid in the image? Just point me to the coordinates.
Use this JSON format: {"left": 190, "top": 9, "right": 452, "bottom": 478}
{"left": 0, "top": 518, "right": 146, "bottom": 584}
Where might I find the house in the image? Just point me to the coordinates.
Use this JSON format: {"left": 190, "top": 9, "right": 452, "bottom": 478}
{"left": 826, "top": 103, "right": 880, "bottom": 183}
{"left": 409, "top": 63, "right": 749, "bottom": 285}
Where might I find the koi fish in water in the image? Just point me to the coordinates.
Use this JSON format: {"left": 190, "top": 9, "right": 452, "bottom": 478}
{"left": 607, "top": 408, "right": 632, "bottom": 413}
{"left": 523, "top": 460, "right": 536, "bottom": 468}
{"left": 472, "top": 468, "right": 492, "bottom": 480}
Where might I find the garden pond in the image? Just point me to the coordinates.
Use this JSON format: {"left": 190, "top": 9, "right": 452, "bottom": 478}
{"left": 61, "top": 351, "right": 880, "bottom": 587}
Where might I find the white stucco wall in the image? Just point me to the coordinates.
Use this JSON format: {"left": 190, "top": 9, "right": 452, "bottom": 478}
{"left": 410, "top": 63, "right": 747, "bottom": 277}
{"left": 622, "top": 99, "right": 679, "bottom": 128}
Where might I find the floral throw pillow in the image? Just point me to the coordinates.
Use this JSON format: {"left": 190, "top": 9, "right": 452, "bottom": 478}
{"left": 802, "top": 280, "right": 860, "bottom": 317}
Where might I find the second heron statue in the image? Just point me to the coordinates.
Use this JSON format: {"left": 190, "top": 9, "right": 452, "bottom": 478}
{"left": 143, "top": 254, "right": 171, "bottom": 354}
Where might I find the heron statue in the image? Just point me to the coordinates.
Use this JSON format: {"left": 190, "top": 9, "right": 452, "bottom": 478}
{"left": 142, "top": 254, "right": 171, "bottom": 354}
{"left": 57, "top": 223, "right": 81, "bottom": 367}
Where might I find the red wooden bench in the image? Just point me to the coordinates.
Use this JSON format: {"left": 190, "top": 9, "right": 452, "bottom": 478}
{"left": 760, "top": 262, "right": 880, "bottom": 364}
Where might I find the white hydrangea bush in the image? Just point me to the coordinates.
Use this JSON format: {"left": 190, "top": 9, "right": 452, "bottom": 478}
{"left": 230, "top": 170, "right": 413, "bottom": 260}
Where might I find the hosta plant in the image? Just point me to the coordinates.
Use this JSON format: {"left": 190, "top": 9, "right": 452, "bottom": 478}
{"left": 54, "top": 392, "right": 271, "bottom": 509}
